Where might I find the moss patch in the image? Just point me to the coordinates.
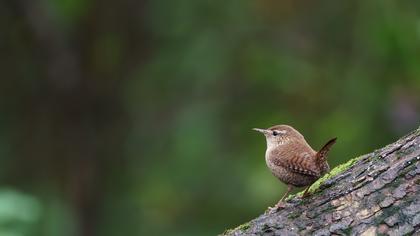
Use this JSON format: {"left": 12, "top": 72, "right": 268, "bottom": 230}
{"left": 221, "top": 229, "right": 234, "bottom": 235}
{"left": 236, "top": 222, "right": 250, "bottom": 231}
{"left": 286, "top": 155, "right": 363, "bottom": 200}
{"left": 222, "top": 221, "right": 251, "bottom": 235}
{"left": 287, "top": 211, "right": 300, "bottom": 219}
{"left": 311, "top": 156, "right": 362, "bottom": 191}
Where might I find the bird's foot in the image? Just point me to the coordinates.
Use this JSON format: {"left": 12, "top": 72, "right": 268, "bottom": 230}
{"left": 301, "top": 191, "right": 311, "bottom": 198}
{"left": 301, "top": 186, "right": 311, "bottom": 198}
{"left": 266, "top": 202, "right": 286, "bottom": 213}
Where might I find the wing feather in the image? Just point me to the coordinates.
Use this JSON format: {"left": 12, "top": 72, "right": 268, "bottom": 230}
{"left": 270, "top": 148, "right": 320, "bottom": 177}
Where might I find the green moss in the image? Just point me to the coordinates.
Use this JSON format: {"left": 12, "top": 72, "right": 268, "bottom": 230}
{"left": 221, "top": 229, "right": 234, "bottom": 235}
{"left": 237, "top": 222, "right": 250, "bottom": 231}
{"left": 288, "top": 211, "right": 300, "bottom": 219}
{"left": 221, "top": 221, "right": 251, "bottom": 235}
{"left": 381, "top": 205, "right": 400, "bottom": 218}
{"left": 309, "top": 156, "right": 363, "bottom": 192}
{"left": 342, "top": 227, "right": 352, "bottom": 235}
{"left": 286, "top": 155, "right": 363, "bottom": 200}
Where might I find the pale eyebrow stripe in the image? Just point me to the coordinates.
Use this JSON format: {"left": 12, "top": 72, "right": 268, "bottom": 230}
{"left": 275, "top": 130, "right": 287, "bottom": 134}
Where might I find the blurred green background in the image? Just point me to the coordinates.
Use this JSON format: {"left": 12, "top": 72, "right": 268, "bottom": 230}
{"left": 1, "top": 0, "right": 420, "bottom": 235}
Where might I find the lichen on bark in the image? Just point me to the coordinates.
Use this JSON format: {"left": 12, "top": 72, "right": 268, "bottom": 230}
{"left": 222, "top": 126, "right": 420, "bottom": 236}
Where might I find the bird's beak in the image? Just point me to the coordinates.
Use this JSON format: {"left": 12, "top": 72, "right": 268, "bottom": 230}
{"left": 253, "top": 128, "right": 269, "bottom": 134}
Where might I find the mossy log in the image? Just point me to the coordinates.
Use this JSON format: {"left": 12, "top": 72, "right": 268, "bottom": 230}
{"left": 223, "top": 127, "right": 420, "bottom": 236}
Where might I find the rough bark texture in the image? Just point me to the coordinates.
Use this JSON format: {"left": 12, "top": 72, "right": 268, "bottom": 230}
{"left": 223, "top": 127, "right": 420, "bottom": 236}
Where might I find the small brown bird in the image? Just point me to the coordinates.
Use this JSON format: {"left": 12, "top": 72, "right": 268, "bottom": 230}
{"left": 253, "top": 125, "right": 336, "bottom": 209}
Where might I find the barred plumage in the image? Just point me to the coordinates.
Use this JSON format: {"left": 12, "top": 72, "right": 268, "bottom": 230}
{"left": 254, "top": 124, "right": 336, "bottom": 210}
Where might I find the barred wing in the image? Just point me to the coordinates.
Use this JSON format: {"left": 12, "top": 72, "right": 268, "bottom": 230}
{"left": 270, "top": 149, "right": 321, "bottom": 177}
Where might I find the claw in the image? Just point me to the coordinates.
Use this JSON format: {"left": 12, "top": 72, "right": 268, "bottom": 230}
{"left": 302, "top": 192, "right": 310, "bottom": 198}
{"left": 301, "top": 186, "right": 311, "bottom": 198}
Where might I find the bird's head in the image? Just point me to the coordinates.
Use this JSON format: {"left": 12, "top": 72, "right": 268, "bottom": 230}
{"left": 253, "top": 125, "right": 304, "bottom": 149}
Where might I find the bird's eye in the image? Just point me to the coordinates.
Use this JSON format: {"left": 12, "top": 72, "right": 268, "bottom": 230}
{"left": 273, "top": 131, "right": 279, "bottom": 136}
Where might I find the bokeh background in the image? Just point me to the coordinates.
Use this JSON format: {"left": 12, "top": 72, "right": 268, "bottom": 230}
{"left": 1, "top": 0, "right": 420, "bottom": 235}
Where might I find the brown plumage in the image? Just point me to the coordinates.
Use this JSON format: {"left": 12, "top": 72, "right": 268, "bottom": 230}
{"left": 253, "top": 125, "right": 336, "bottom": 209}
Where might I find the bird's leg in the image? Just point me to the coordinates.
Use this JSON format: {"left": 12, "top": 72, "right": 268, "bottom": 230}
{"left": 268, "top": 185, "right": 293, "bottom": 212}
{"left": 276, "top": 185, "right": 293, "bottom": 207}
{"left": 302, "top": 186, "right": 311, "bottom": 198}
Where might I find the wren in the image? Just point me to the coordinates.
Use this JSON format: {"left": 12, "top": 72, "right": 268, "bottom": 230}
{"left": 253, "top": 125, "right": 336, "bottom": 210}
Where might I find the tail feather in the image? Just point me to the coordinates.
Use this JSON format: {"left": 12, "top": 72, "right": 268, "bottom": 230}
{"left": 316, "top": 137, "right": 337, "bottom": 162}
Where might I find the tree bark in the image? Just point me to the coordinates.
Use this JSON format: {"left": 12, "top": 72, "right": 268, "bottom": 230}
{"left": 222, "top": 127, "right": 420, "bottom": 236}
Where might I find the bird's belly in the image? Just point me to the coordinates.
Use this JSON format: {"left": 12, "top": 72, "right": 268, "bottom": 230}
{"left": 266, "top": 162, "right": 317, "bottom": 187}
